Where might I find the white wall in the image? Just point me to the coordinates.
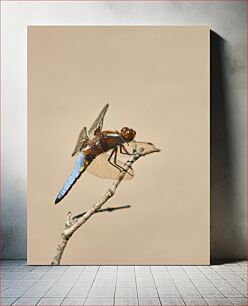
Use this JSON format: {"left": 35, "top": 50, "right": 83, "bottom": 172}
{"left": 1, "top": 1, "right": 246, "bottom": 260}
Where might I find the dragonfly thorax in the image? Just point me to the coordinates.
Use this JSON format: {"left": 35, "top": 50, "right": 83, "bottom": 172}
{"left": 120, "top": 127, "right": 136, "bottom": 142}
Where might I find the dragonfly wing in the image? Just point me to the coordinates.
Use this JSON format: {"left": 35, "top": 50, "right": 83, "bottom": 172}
{"left": 87, "top": 152, "right": 134, "bottom": 180}
{"left": 72, "top": 126, "right": 88, "bottom": 157}
{"left": 88, "top": 104, "right": 109, "bottom": 138}
{"left": 122, "top": 141, "right": 160, "bottom": 155}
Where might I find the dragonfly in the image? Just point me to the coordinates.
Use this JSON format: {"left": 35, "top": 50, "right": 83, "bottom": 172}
{"left": 55, "top": 104, "right": 148, "bottom": 204}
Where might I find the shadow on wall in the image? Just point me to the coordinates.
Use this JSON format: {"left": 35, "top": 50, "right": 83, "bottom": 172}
{"left": 210, "top": 31, "right": 244, "bottom": 263}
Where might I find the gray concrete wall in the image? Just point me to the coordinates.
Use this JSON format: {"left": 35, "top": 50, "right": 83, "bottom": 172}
{"left": 2, "top": 1, "right": 246, "bottom": 260}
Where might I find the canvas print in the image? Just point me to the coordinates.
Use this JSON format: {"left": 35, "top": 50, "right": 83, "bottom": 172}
{"left": 28, "top": 26, "right": 210, "bottom": 265}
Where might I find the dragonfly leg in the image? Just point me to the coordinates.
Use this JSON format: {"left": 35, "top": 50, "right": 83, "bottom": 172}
{"left": 107, "top": 148, "right": 123, "bottom": 172}
{"left": 119, "top": 144, "right": 136, "bottom": 156}
{"left": 109, "top": 148, "right": 134, "bottom": 177}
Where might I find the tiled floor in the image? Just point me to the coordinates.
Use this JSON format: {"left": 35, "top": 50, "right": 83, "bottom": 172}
{"left": 1, "top": 260, "right": 247, "bottom": 305}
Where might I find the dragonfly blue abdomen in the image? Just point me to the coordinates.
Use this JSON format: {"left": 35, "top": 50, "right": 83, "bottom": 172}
{"left": 55, "top": 153, "right": 88, "bottom": 204}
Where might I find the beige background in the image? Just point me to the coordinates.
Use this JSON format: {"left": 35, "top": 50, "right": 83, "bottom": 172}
{"left": 28, "top": 26, "right": 209, "bottom": 265}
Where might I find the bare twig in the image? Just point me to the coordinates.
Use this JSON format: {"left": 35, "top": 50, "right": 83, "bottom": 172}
{"left": 51, "top": 144, "right": 159, "bottom": 265}
{"left": 72, "top": 205, "right": 131, "bottom": 219}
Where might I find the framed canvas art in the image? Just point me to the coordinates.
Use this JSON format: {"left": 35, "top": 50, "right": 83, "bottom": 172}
{"left": 28, "top": 26, "right": 210, "bottom": 265}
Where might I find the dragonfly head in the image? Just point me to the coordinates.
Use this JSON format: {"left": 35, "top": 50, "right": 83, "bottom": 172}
{"left": 120, "top": 127, "right": 136, "bottom": 142}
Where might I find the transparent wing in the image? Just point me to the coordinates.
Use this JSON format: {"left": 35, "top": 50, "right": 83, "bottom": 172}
{"left": 71, "top": 127, "right": 88, "bottom": 157}
{"left": 121, "top": 141, "right": 160, "bottom": 156}
{"left": 88, "top": 104, "right": 109, "bottom": 138}
{"left": 87, "top": 152, "right": 134, "bottom": 180}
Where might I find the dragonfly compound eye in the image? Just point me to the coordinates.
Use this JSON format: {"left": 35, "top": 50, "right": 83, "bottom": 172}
{"left": 121, "top": 127, "right": 136, "bottom": 141}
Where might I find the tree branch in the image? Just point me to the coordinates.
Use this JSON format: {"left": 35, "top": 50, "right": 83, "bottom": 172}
{"left": 51, "top": 144, "right": 159, "bottom": 265}
{"left": 72, "top": 205, "right": 131, "bottom": 219}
